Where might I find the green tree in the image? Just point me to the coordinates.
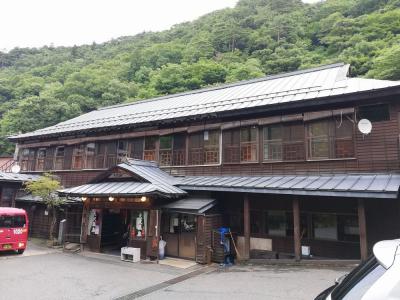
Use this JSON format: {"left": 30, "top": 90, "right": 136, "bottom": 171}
{"left": 25, "top": 174, "right": 65, "bottom": 242}
{"left": 367, "top": 44, "right": 400, "bottom": 80}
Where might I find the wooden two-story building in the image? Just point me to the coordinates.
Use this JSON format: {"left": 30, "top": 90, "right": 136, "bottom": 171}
{"left": 8, "top": 63, "right": 400, "bottom": 261}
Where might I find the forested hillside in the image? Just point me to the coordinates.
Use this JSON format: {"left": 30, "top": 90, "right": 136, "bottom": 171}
{"left": 1, "top": 0, "right": 400, "bottom": 154}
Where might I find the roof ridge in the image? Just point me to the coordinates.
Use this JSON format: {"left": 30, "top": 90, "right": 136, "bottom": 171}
{"left": 97, "top": 62, "right": 346, "bottom": 111}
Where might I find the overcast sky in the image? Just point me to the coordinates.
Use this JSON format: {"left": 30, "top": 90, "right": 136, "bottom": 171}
{"left": 0, "top": 0, "right": 321, "bottom": 51}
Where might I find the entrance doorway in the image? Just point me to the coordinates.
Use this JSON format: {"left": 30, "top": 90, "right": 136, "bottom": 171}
{"left": 162, "top": 213, "right": 197, "bottom": 260}
{"left": 100, "top": 209, "right": 127, "bottom": 254}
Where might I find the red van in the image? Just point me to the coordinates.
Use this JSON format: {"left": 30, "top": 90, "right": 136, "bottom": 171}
{"left": 0, "top": 207, "right": 28, "bottom": 254}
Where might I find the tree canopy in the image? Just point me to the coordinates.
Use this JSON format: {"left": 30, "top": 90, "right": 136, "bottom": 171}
{"left": 1, "top": 0, "right": 400, "bottom": 154}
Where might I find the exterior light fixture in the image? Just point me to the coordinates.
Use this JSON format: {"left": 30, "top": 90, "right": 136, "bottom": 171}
{"left": 108, "top": 196, "right": 115, "bottom": 202}
{"left": 81, "top": 196, "right": 87, "bottom": 202}
{"left": 140, "top": 196, "right": 147, "bottom": 202}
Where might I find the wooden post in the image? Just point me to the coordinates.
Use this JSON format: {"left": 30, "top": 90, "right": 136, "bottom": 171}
{"left": 243, "top": 194, "right": 250, "bottom": 260}
{"left": 358, "top": 199, "right": 368, "bottom": 261}
{"left": 293, "top": 198, "right": 301, "bottom": 261}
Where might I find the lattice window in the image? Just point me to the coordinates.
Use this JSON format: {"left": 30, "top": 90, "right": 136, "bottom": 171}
{"left": 20, "top": 148, "right": 36, "bottom": 171}
{"left": 72, "top": 144, "right": 85, "bottom": 169}
{"left": 240, "top": 127, "right": 258, "bottom": 162}
{"left": 159, "top": 136, "right": 172, "bottom": 166}
{"left": 117, "top": 140, "right": 129, "bottom": 163}
{"left": 36, "top": 148, "right": 46, "bottom": 171}
{"left": 222, "top": 129, "right": 240, "bottom": 163}
{"left": 144, "top": 136, "right": 157, "bottom": 161}
{"left": 85, "top": 143, "right": 96, "bottom": 169}
{"left": 129, "top": 138, "right": 144, "bottom": 160}
{"left": 54, "top": 146, "right": 65, "bottom": 170}
{"left": 172, "top": 134, "right": 186, "bottom": 166}
{"left": 308, "top": 116, "right": 354, "bottom": 159}
{"left": 189, "top": 130, "right": 219, "bottom": 165}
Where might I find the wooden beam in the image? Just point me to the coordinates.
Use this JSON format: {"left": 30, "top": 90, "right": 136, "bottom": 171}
{"left": 358, "top": 198, "right": 368, "bottom": 261}
{"left": 293, "top": 198, "right": 301, "bottom": 261}
{"left": 243, "top": 194, "right": 250, "bottom": 260}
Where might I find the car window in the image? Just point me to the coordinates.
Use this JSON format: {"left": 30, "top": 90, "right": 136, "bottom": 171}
{"left": 0, "top": 215, "right": 26, "bottom": 228}
{"left": 342, "top": 264, "right": 386, "bottom": 299}
{"left": 331, "top": 256, "right": 385, "bottom": 299}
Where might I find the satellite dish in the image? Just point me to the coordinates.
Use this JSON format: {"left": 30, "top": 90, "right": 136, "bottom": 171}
{"left": 11, "top": 164, "right": 21, "bottom": 174}
{"left": 358, "top": 119, "right": 372, "bottom": 135}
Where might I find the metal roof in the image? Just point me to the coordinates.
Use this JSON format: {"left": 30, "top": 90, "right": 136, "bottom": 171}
{"left": 59, "top": 181, "right": 184, "bottom": 197}
{"left": 118, "top": 159, "right": 180, "bottom": 186}
{"left": 59, "top": 159, "right": 186, "bottom": 197}
{"left": 177, "top": 174, "right": 400, "bottom": 199}
{"left": 16, "top": 193, "right": 82, "bottom": 204}
{"left": 11, "top": 63, "right": 400, "bottom": 140}
{"left": 162, "top": 198, "right": 216, "bottom": 215}
{"left": 0, "top": 172, "right": 40, "bottom": 183}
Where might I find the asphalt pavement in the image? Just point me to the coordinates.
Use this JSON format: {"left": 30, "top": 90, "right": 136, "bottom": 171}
{"left": 0, "top": 240, "right": 351, "bottom": 300}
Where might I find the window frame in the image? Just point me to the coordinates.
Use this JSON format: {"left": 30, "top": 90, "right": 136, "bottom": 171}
{"left": 307, "top": 116, "right": 355, "bottom": 161}
{"left": 71, "top": 144, "right": 85, "bottom": 170}
{"left": 188, "top": 130, "right": 220, "bottom": 166}
{"left": 54, "top": 146, "right": 65, "bottom": 170}
{"left": 36, "top": 148, "right": 46, "bottom": 171}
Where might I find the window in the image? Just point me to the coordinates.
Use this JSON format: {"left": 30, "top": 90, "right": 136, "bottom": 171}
{"left": 223, "top": 129, "right": 240, "bottom": 163}
{"left": 159, "top": 136, "right": 172, "bottom": 166}
{"left": 332, "top": 257, "right": 386, "bottom": 300}
{"left": 263, "top": 123, "right": 305, "bottom": 161}
{"left": 250, "top": 211, "right": 262, "bottom": 234}
{"left": 223, "top": 127, "right": 257, "bottom": 163}
{"left": 313, "top": 214, "right": 338, "bottom": 240}
{"left": 54, "top": 146, "right": 65, "bottom": 170}
{"left": 72, "top": 144, "right": 85, "bottom": 169}
{"left": 172, "top": 134, "right": 186, "bottom": 166}
{"left": 266, "top": 211, "right": 287, "bottom": 236}
{"left": 204, "top": 130, "right": 220, "bottom": 164}
{"left": 240, "top": 126, "right": 258, "bottom": 162}
{"left": 0, "top": 188, "right": 15, "bottom": 207}
{"left": 20, "top": 148, "right": 36, "bottom": 171}
{"left": 308, "top": 117, "right": 354, "bottom": 159}
{"left": 117, "top": 140, "right": 128, "bottom": 163}
{"left": 129, "top": 138, "right": 144, "bottom": 160}
{"left": 95, "top": 143, "right": 107, "bottom": 169}
{"left": 105, "top": 142, "right": 117, "bottom": 167}
{"left": 85, "top": 143, "right": 96, "bottom": 169}
{"left": 144, "top": 136, "right": 157, "bottom": 161}
{"left": 338, "top": 215, "right": 359, "bottom": 242}
{"left": 188, "top": 130, "right": 219, "bottom": 165}
{"left": 0, "top": 214, "right": 26, "bottom": 228}
{"left": 36, "top": 148, "right": 46, "bottom": 171}
{"left": 359, "top": 104, "right": 390, "bottom": 122}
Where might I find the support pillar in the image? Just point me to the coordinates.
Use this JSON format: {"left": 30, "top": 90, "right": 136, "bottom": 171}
{"left": 243, "top": 194, "right": 250, "bottom": 260}
{"left": 293, "top": 198, "right": 301, "bottom": 261}
{"left": 358, "top": 199, "right": 368, "bottom": 261}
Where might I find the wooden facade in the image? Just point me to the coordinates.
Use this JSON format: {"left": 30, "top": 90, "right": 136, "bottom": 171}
{"left": 7, "top": 65, "right": 400, "bottom": 261}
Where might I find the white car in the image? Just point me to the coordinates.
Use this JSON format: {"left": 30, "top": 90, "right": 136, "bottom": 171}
{"left": 315, "top": 239, "right": 400, "bottom": 300}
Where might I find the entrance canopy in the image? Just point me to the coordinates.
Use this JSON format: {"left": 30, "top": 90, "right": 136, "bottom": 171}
{"left": 177, "top": 174, "right": 400, "bottom": 199}
{"left": 162, "top": 198, "right": 216, "bottom": 215}
{"left": 59, "top": 159, "right": 186, "bottom": 198}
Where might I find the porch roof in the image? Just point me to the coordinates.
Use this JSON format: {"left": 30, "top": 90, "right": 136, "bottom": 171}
{"left": 0, "top": 172, "right": 40, "bottom": 183}
{"left": 176, "top": 174, "right": 400, "bottom": 199}
{"left": 59, "top": 181, "right": 186, "bottom": 198}
{"left": 161, "top": 198, "right": 216, "bottom": 215}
